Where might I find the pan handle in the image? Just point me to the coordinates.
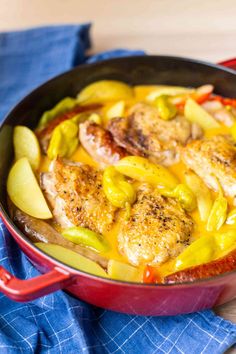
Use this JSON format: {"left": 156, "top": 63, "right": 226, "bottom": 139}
{"left": 218, "top": 58, "right": 236, "bottom": 70}
{"left": 0, "top": 265, "right": 73, "bottom": 302}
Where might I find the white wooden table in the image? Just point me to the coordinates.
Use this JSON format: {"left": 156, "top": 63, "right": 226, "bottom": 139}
{"left": 1, "top": 0, "right": 236, "bottom": 347}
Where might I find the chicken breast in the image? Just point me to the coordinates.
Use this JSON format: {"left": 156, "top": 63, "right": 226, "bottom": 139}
{"left": 182, "top": 135, "right": 236, "bottom": 200}
{"left": 108, "top": 103, "right": 203, "bottom": 166}
{"left": 79, "top": 120, "right": 128, "bottom": 167}
{"left": 41, "top": 159, "right": 117, "bottom": 234}
{"left": 117, "top": 185, "right": 194, "bottom": 266}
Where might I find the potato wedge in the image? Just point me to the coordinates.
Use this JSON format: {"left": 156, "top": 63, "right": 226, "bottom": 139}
{"left": 146, "top": 86, "right": 192, "bottom": 101}
{"left": 115, "top": 156, "right": 178, "bottom": 190}
{"left": 106, "top": 101, "right": 125, "bottom": 120}
{"left": 108, "top": 259, "right": 142, "bottom": 282}
{"left": 35, "top": 243, "right": 108, "bottom": 277}
{"left": 77, "top": 80, "right": 133, "bottom": 104}
{"left": 184, "top": 98, "right": 220, "bottom": 130}
{"left": 7, "top": 157, "right": 52, "bottom": 219}
{"left": 13, "top": 126, "right": 41, "bottom": 170}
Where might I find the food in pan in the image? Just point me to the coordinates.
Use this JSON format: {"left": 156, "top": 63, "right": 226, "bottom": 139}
{"left": 7, "top": 80, "right": 236, "bottom": 283}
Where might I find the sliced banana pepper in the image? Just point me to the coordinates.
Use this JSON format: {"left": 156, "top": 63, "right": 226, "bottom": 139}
{"left": 47, "top": 117, "right": 79, "bottom": 159}
{"left": 102, "top": 166, "right": 136, "bottom": 209}
{"left": 38, "top": 97, "right": 77, "bottom": 129}
{"left": 173, "top": 229, "right": 236, "bottom": 272}
{"left": 162, "top": 184, "right": 197, "bottom": 212}
{"left": 62, "top": 226, "right": 109, "bottom": 253}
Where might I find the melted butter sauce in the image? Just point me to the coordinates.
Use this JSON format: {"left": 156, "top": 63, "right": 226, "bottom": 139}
{"left": 71, "top": 145, "right": 98, "bottom": 168}
{"left": 38, "top": 85, "right": 236, "bottom": 278}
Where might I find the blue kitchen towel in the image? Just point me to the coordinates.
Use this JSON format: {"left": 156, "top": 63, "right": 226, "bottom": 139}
{"left": 0, "top": 25, "right": 236, "bottom": 354}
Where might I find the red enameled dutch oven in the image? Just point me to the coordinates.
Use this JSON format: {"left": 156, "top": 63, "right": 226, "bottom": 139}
{"left": 0, "top": 56, "right": 236, "bottom": 316}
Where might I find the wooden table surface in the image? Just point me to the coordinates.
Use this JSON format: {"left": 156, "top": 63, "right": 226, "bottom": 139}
{"left": 1, "top": 0, "right": 236, "bottom": 348}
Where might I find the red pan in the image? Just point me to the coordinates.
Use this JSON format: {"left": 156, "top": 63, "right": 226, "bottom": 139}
{"left": 0, "top": 55, "right": 235, "bottom": 315}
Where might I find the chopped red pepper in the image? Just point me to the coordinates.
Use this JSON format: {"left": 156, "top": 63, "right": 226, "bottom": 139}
{"left": 173, "top": 85, "right": 213, "bottom": 109}
{"left": 193, "top": 92, "right": 212, "bottom": 104}
{"left": 143, "top": 265, "right": 161, "bottom": 284}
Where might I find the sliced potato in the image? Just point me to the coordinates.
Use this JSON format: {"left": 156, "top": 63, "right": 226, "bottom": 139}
{"left": 106, "top": 100, "right": 125, "bottom": 120}
{"left": 13, "top": 126, "right": 41, "bottom": 170}
{"left": 7, "top": 157, "right": 52, "bottom": 219}
{"left": 77, "top": 80, "right": 133, "bottom": 104}
{"left": 146, "top": 86, "right": 192, "bottom": 101}
{"left": 108, "top": 259, "right": 142, "bottom": 282}
{"left": 115, "top": 156, "right": 178, "bottom": 190}
{"left": 35, "top": 243, "right": 108, "bottom": 277}
{"left": 184, "top": 98, "right": 220, "bottom": 130}
{"left": 173, "top": 229, "right": 236, "bottom": 272}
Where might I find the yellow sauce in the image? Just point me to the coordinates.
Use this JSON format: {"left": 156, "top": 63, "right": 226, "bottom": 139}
{"left": 204, "top": 125, "right": 229, "bottom": 138}
{"left": 71, "top": 145, "right": 98, "bottom": 167}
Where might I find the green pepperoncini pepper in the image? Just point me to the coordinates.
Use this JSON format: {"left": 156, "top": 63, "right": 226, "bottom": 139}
{"left": 162, "top": 184, "right": 197, "bottom": 212}
{"left": 102, "top": 166, "right": 136, "bottom": 211}
{"left": 38, "top": 97, "right": 78, "bottom": 129}
{"left": 62, "top": 226, "right": 109, "bottom": 253}
{"left": 47, "top": 117, "right": 79, "bottom": 159}
{"left": 154, "top": 95, "right": 177, "bottom": 120}
{"left": 172, "top": 229, "right": 236, "bottom": 273}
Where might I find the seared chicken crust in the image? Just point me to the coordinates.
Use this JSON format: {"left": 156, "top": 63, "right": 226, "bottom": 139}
{"left": 41, "top": 160, "right": 194, "bottom": 266}
{"left": 182, "top": 134, "right": 236, "bottom": 200}
{"left": 79, "top": 120, "right": 127, "bottom": 167}
{"left": 41, "top": 159, "right": 117, "bottom": 234}
{"left": 108, "top": 103, "right": 202, "bottom": 165}
{"left": 117, "top": 185, "right": 194, "bottom": 266}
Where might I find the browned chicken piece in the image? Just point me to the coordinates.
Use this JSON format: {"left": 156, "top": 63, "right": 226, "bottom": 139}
{"left": 182, "top": 134, "right": 236, "bottom": 201}
{"left": 117, "top": 185, "right": 194, "bottom": 266}
{"left": 108, "top": 103, "right": 203, "bottom": 166}
{"left": 79, "top": 120, "right": 128, "bottom": 167}
{"left": 36, "top": 104, "right": 102, "bottom": 153}
{"left": 41, "top": 159, "right": 117, "bottom": 234}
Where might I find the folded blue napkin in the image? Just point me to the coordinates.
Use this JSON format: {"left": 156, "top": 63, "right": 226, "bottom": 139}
{"left": 0, "top": 24, "right": 236, "bottom": 354}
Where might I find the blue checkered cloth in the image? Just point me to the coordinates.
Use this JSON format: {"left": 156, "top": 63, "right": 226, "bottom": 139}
{"left": 0, "top": 25, "right": 236, "bottom": 354}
